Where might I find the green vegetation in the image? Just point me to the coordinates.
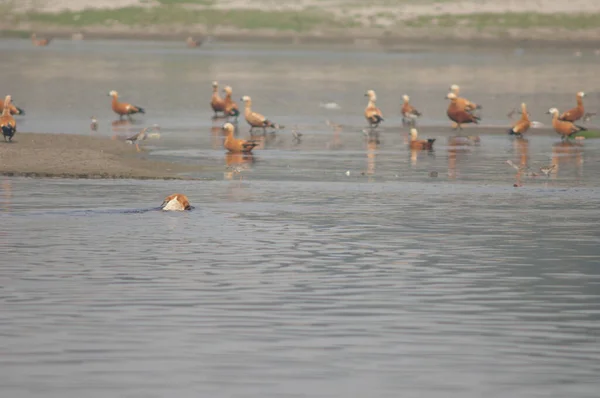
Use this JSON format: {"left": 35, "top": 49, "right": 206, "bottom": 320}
{"left": 19, "top": 6, "right": 354, "bottom": 32}
{"left": 575, "top": 130, "right": 600, "bottom": 139}
{"left": 156, "top": 0, "right": 214, "bottom": 5}
{"left": 404, "top": 12, "right": 600, "bottom": 30}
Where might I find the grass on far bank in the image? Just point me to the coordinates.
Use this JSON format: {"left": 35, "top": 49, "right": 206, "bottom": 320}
{"left": 18, "top": 6, "right": 357, "bottom": 32}
{"left": 404, "top": 12, "right": 600, "bottom": 30}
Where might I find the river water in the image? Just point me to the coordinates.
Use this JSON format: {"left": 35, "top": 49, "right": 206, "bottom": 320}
{"left": 1, "top": 38, "right": 599, "bottom": 398}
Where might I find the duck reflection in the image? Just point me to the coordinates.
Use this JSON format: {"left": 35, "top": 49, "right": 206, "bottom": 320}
{"left": 552, "top": 141, "right": 584, "bottom": 178}
{"left": 210, "top": 126, "right": 221, "bottom": 149}
{"left": 365, "top": 137, "right": 378, "bottom": 176}
{"left": 326, "top": 122, "right": 343, "bottom": 150}
{"left": 224, "top": 152, "right": 255, "bottom": 181}
{"left": 1, "top": 178, "right": 12, "bottom": 211}
{"left": 447, "top": 136, "right": 477, "bottom": 179}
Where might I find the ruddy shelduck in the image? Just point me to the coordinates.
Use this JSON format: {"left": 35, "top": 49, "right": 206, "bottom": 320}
{"left": 0, "top": 98, "right": 24, "bottom": 116}
{"left": 401, "top": 94, "right": 421, "bottom": 126}
{"left": 446, "top": 93, "right": 480, "bottom": 130}
{"left": 364, "top": 90, "right": 383, "bottom": 128}
{"left": 449, "top": 84, "right": 482, "bottom": 111}
{"left": 210, "top": 81, "right": 226, "bottom": 117}
{"left": 223, "top": 122, "right": 259, "bottom": 153}
{"left": 31, "top": 33, "right": 50, "bottom": 47}
{"left": 161, "top": 193, "right": 191, "bottom": 211}
{"left": 509, "top": 103, "right": 531, "bottom": 137}
{"left": 108, "top": 90, "right": 145, "bottom": 120}
{"left": 186, "top": 36, "right": 202, "bottom": 48}
{"left": 409, "top": 128, "right": 435, "bottom": 150}
{"left": 558, "top": 92, "right": 585, "bottom": 122}
{"left": 0, "top": 95, "right": 16, "bottom": 142}
{"left": 240, "top": 95, "right": 283, "bottom": 133}
{"left": 547, "top": 108, "right": 586, "bottom": 140}
{"left": 223, "top": 86, "right": 239, "bottom": 120}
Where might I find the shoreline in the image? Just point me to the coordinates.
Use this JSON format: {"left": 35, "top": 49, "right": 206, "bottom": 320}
{"left": 0, "top": 133, "right": 199, "bottom": 180}
{"left": 3, "top": 25, "right": 600, "bottom": 49}
{"left": 0, "top": 127, "right": 594, "bottom": 181}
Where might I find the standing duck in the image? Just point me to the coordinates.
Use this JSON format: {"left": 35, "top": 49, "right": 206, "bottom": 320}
{"left": 210, "top": 81, "right": 226, "bottom": 118}
{"left": 0, "top": 95, "right": 16, "bottom": 142}
{"left": 223, "top": 122, "right": 259, "bottom": 153}
{"left": 186, "top": 36, "right": 202, "bottom": 48}
{"left": 401, "top": 94, "right": 421, "bottom": 126}
{"left": 241, "top": 95, "right": 283, "bottom": 133}
{"left": 547, "top": 108, "right": 586, "bottom": 140}
{"left": 508, "top": 103, "right": 531, "bottom": 137}
{"left": 409, "top": 128, "right": 435, "bottom": 150}
{"left": 31, "top": 33, "right": 51, "bottom": 47}
{"left": 90, "top": 116, "right": 98, "bottom": 132}
{"left": 223, "top": 86, "right": 239, "bottom": 120}
{"left": 446, "top": 93, "right": 480, "bottom": 130}
{"left": 364, "top": 90, "right": 383, "bottom": 128}
{"left": 161, "top": 193, "right": 191, "bottom": 211}
{"left": 558, "top": 92, "right": 585, "bottom": 122}
{"left": 0, "top": 98, "right": 24, "bottom": 116}
{"left": 108, "top": 90, "right": 145, "bottom": 120}
{"left": 449, "top": 84, "right": 482, "bottom": 111}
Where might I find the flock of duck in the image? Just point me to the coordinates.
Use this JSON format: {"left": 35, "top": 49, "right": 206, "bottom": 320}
{"left": 0, "top": 76, "right": 593, "bottom": 210}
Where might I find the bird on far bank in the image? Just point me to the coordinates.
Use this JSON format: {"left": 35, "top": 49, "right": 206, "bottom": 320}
{"left": 223, "top": 122, "right": 259, "bottom": 153}
{"left": 161, "top": 193, "right": 191, "bottom": 211}
{"left": 408, "top": 128, "right": 435, "bottom": 150}
{"left": 547, "top": 108, "right": 586, "bottom": 140}
{"left": 186, "top": 36, "right": 203, "bottom": 48}
{"left": 364, "top": 90, "right": 383, "bottom": 128}
{"left": 508, "top": 103, "right": 531, "bottom": 137}
{"left": 401, "top": 94, "right": 422, "bottom": 127}
{"left": 31, "top": 33, "right": 51, "bottom": 47}
{"left": 108, "top": 90, "right": 145, "bottom": 120}
{"left": 241, "top": 95, "right": 284, "bottom": 133}
{"left": 446, "top": 92, "right": 480, "bottom": 130}
{"left": 0, "top": 95, "right": 17, "bottom": 142}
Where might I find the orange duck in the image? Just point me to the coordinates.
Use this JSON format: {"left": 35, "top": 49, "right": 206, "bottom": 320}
{"left": 223, "top": 122, "right": 259, "bottom": 153}
{"left": 558, "top": 91, "right": 585, "bottom": 122}
{"left": 108, "top": 90, "right": 145, "bottom": 120}
{"left": 409, "top": 128, "right": 435, "bottom": 150}
{"left": 186, "top": 36, "right": 202, "bottom": 48}
{"left": 161, "top": 193, "right": 191, "bottom": 211}
{"left": 508, "top": 102, "right": 531, "bottom": 137}
{"left": 223, "top": 86, "right": 240, "bottom": 120}
{"left": 241, "top": 95, "right": 283, "bottom": 133}
{"left": 0, "top": 95, "right": 16, "bottom": 142}
{"left": 547, "top": 108, "right": 586, "bottom": 140}
{"left": 401, "top": 94, "right": 421, "bottom": 126}
{"left": 31, "top": 33, "right": 51, "bottom": 47}
{"left": 449, "top": 84, "right": 482, "bottom": 112}
{"left": 0, "top": 98, "right": 24, "bottom": 116}
{"left": 364, "top": 90, "right": 383, "bottom": 128}
{"left": 446, "top": 93, "right": 480, "bottom": 130}
{"left": 210, "top": 81, "right": 226, "bottom": 117}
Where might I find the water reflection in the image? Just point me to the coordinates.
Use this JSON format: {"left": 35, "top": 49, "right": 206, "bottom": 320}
{"left": 365, "top": 138, "right": 378, "bottom": 176}
{"left": 552, "top": 141, "right": 584, "bottom": 178}
{"left": 224, "top": 152, "right": 255, "bottom": 181}
{"left": 1, "top": 178, "right": 11, "bottom": 211}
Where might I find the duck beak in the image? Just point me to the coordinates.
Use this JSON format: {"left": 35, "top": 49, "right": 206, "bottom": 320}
{"left": 545, "top": 111, "right": 551, "bottom": 114}
{"left": 364, "top": 94, "right": 368, "bottom": 97}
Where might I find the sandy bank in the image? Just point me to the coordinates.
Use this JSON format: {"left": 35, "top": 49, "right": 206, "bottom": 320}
{"left": 0, "top": 133, "right": 196, "bottom": 180}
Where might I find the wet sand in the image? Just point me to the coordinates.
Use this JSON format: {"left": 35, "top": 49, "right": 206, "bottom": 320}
{"left": 0, "top": 133, "right": 197, "bottom": 180}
